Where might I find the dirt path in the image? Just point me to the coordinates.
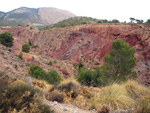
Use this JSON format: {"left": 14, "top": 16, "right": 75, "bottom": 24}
{"left": 44, "top": 99, "right": 97, "bottom": 113}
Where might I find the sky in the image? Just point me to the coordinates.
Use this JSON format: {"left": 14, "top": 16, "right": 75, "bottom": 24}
{"left": 0, "top": 0, "right": 150, "bottom": 22}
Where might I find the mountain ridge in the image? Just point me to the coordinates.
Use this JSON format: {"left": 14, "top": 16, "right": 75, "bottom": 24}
{"left": 0, "top": 7, "right": 76, "bottom": 27}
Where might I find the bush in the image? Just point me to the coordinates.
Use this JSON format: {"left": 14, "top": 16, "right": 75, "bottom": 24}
{"left": 58, "top": 80, "right": 80, "bottom": 98}
{"left": 29, "top": 65, "right": 61, "bottom": 85}
{"left": 29, "top": 65, "right": 47, "bottom": 79}
{"left": 18, "top": 52, "right": 23, "bottom": 60}
{"left": 0, "top": 32, "right": 14, "bottom": 47}
{"left": 28, "top": 40, "right": 32, "bottom": 46}
{"left": 77, "top": 68, "right": 94, "bottom": 86}
{"left": 78, "top": 60, "right": 84, "bottom": 70}
{"left": 46, "top": 69, "right": 61, "bottom": 84}
{"left": 0, "top": 85, "right": 53, "bottom": 113}
{"left": 77, "top": 67, "right": 108, "bottom": 87}
{"left": 48, "top": 61, "right": 53, "bottom": 66}
{"left": 46, "top": 90, "right": 64, "bottom": 103}
{"left": 22, "top": 43, "right": 30, "bottom": 53}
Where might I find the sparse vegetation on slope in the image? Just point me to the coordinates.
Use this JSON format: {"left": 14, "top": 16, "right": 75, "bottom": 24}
{"left": 44, "top": 17, "right": 99, "bottom": 29}
{"left": 43, "top": 17, "right": 121, "bottom": 29}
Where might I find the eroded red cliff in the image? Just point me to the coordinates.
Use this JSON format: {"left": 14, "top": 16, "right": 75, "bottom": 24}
{"left": 0, "top": 24, "right": 150, "bottom": 85}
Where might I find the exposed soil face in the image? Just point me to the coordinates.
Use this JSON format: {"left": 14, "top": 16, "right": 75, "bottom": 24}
{"left": 0, "top": 23, "right": 150, "bottom": 85}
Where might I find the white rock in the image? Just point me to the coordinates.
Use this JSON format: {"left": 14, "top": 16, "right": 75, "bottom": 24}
{"left": 63, "top": 107, "right": 68, "bottom": 111}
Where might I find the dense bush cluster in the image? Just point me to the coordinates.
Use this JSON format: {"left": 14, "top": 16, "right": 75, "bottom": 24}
{"left": 0, "top": 32, "right": 14, "bottom": 47}
{"left": 0, "top": 85, "right": 53, "bottom": 113}
{"left": 29, "top": 65, "right": 61, "bottom": 84}
{"left": 77, "top": 67, "right": 108, "bottom": 87}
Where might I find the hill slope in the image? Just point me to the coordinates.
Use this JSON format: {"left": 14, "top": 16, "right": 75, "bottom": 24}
{"left": 0, "top": 23, "right": 150, "bottom": 85}
{"left": 0, "top": 7, "right": 76, "bottom": 27}
{"left": 44, "top": 16, "right": 100, "bottom": 29}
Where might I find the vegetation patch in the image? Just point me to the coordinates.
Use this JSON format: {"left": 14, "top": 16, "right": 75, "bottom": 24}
{"left": 29, "top": 65, "right": 61, "bottom": 85}
{"left": 77, "top": 40, "right": 137, "bottom": 87}
{"left": 48, "top": 60, "right": 53, "bottom": 66}
{"left": 18, "top": 52, "right": 24, "bottom": 60}
{"left": 0, "top": 32, "right": 14, "bottom": 47}
{"left": 0, "top": 85, "right": 53, "bottom": 113}
{"left": 22, "top": 43, "right": 30, "bottom": 53}
{"left": 46, "top": 69, "right": 61, "bottom": 85}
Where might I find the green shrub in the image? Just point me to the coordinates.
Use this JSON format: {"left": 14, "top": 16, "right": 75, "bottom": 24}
{"left": 0, "top": 85, "right": 53, "bottom": 113}
{"left": 32, "top": 45, "right": 39, "bottom": 48}
{"left": 102, "top": 40, "right": 136, "bottom": 80}
{"left": 0, "top": 32, "right": 14, "bottom": 47}
{"left": 77, "top": 68, "right": 94, "bottom": 86}
{"left": 48, "top": 61, "right": 53, "bottom": 66}
{"left": 77, "top": 66, "right": 110, "bottom": 87}
{"left": 22, "top": 43, "right": 30, "bottom": 53}
{"left": 18, "top": 52, "right": 23, "bottom": 60}
{"left": 78, "top": 60, "right": 84, "bottom": 70}
{"left": 28, "top": 40, "right": 32, "bottom": 46}
{"left": 93, "top": 67, "right": 109, "bottom": 86}
{"left": 73, "top": 63, "right": 78, "bottom": 69}
{"left": 29, "top": 65, "right": 61, "bottom": 85}
{"left": 46, "top": 69, "right": 61, "bottom": 84}
{"left": 29, "top": 65, "right": 47, "bottom": 79}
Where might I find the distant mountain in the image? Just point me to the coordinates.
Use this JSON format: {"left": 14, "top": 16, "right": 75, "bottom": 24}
{"left": 0, "top": 7, "right": 76, "bottom": 27}
{"left": 44, "top": 16, "right": 100, "bottom": 29}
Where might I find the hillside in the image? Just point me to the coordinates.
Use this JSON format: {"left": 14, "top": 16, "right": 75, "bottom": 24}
{"left": 0, "top": 44, "right": 29, "bottom": 86}
{"left": 1, "top": 23, "right": 150, "bottom": 112}
{"left": 0, "top": 7, "right": 76, "bottom": 27}
{"left": 0, "top": 23, "right": 150, "bottom": 85}
{"left": 44, "top": 16, "right": 100, "bottom": 29}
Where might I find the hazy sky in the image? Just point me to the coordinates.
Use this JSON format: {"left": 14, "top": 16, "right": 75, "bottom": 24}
{"left": 0, "top": 0, "right": 150, "bottom": 22}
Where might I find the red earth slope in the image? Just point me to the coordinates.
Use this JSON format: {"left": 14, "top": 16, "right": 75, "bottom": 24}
{"left": 0, "top": 23, "right": 150, "bottom": 85}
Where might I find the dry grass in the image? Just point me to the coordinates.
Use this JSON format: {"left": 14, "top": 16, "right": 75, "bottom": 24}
{"left": 88, "top": 80, "right": 150, "bottom": 112}
{"left": 91, "top": 83, "right": 135, "bottom": 111}
{"left": 46, "top": 90, "right": 64, "bottom": 103}
{"left": 125, "top": 80, "right": 150, "bottom": 113}
{"left": 29, "top": 78, "right": 150, "bottom": 113}
{"left": 32, "top": 79, "right": 54, "bottom": 92}
{"left": 59, "top": 78, "right": 80, "bottom": 86}
{"left": 0, "top": 84, "right": 53, "bottom": 113}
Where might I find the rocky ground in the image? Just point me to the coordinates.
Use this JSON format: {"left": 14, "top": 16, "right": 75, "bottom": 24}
{"left": 0, "top": 44, "right": 29, "bottom": 86}
{"left": 45, "top": 100, "right": 97, "bottom": 113}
